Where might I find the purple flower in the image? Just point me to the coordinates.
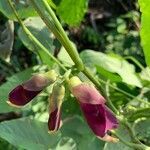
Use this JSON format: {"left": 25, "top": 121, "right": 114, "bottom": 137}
{"left": 69, "top": 76, "right": 119, "bottom": 142}
{"left": 8, "top": 70, "right": 57, "bottom": 107}
{"left": 48, "top": 85, "right": 65, "bottom": 133}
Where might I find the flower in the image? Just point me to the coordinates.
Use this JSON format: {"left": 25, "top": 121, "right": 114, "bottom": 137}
{"left": 69, "top": 76, "right": 119, "bottom": 142}
{"left": 48, "top": 84, "right": 65, "bottom": 133}
{"left": 8, "top": 70, "right": 57, "bottom": 107}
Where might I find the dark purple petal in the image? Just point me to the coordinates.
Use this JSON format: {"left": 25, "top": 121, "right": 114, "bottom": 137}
{"left": 48, "top": 108, "right": 61, "bottom": 132}
{"left": 48, "top": 85, "right": 65, "bottom": 133}
{"left": 8, "top": 74, "right": 50, "bottom": 107}
{"left": 8, "top": 85, "right": 41, "bottom": 106}
{"left": 72, "top": 84, "right": 106, "bottom": 104}
{"left": 80, "top": 103, "right": 118, "bottom": 137}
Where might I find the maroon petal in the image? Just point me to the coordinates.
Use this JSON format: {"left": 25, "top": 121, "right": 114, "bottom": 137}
{"left": 48, "top": 108, "right": 61, "bottom": 132}
{"left": 8, "top": 74, "right": 53, "bottom": 107}
{"left": 80, "top": 103, "right": 118, "bottom": 137}
{"left": 72, "top": 84, "right": 106, "bottom": 105}
{"left": 8, "top": 85, "right": 41, "bottom": 107}
{"left": 48, "top": 85, "right": 65, "bottom": 133}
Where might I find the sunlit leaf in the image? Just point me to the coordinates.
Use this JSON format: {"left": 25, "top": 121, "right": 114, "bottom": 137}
{"left": 56, "top": 0, "right": 88, "bottom": 26}
{"left": 80, "top": 50, "right": 142, "bottom": 87}
{"left": 139, "top": 0, "right": 150, "bottom": 66}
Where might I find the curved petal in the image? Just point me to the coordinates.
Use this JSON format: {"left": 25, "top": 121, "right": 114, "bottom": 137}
{"left": 72, "top": 84, "right": 106, "bottom": 105}
{"left": 48, "top": 108, "right": 61, "bottom": 132}
{"left": 80, "top": 103, "right": 118, "bottom": 137}
{"left": 8, "top": 74, "right": 52, "bottom": 107}
{"left": 48, "top": 85, "right": 65, "bottom": 133}
{"left": 8, "top": 85, "right": 41, "bottom": 107}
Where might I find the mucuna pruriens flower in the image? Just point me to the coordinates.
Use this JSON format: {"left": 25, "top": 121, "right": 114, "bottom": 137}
{"left": 48, "top": 84, "right": 65, "bottom": 133}
{"left": 8, "top": 70, "right": 57, "bottom": 107}
{"left": 69, "top": 76, "right": 119, "bottom": 142}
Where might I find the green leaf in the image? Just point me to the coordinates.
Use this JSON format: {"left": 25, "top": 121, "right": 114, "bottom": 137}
{"left": 140, "top": 67, "right": 150, "bottom": 82}
{"left": 56, "top": 0, "right": 88, "bottom": 26}
{"left": 127, "top": 108, "right": 150, "bottom": 121}
{"left": 55, "top": 137, "right": 77, "bottom": 150}
{"left": 58, "top": 46, "right": 74, "bottom": 67}
{"left": 0, "top": 66, "right": 38, "bottom": 113}
{"left": 0, "top": 0, "right": 37, "bottom": 20}
{"left": 0, "top": 118, "right": 60, "bottom": 150}
{"left": 104, "top": 142, "right": 133, "bottom": 150}
{"left": 139, "top": 0, "right": 150, "bottom": 66}
{"left": 18, "top": 17, "right": 54, "bottom": 66}
{"left": 134, "top": 119, "right": 150, "bottom": 146}
{"left": 96, "top": 66, "right": 122, "bottom": 82}
{"left": 80, "top": 50, "right": 142, "bottom": 87}
{"left": 61, "top": 116, "right": 105, "bottom": 150}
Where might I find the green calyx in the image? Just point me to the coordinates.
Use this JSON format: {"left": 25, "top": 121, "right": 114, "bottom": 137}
{"left": 43, "top": 70, "right": 58, "bottom": 83}
{"left": 68, "top": 76, "right": 82, "bottom": 90}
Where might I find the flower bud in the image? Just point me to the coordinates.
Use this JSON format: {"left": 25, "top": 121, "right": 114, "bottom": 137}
{"left": 48, "top": 84, "right": 65, "bottom": 133}
{"left": 68, "top": 76, "right": 118, "bottom": 141}
{"left": 8, "top": 70, "right": 58, "bottom": 107}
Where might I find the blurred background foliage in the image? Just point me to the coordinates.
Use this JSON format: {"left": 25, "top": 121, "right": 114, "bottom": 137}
{"left": 0, "top": 0, "right": 150, "bottom": 149}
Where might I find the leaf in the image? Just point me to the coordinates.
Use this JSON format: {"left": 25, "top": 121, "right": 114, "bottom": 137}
{"left": 139, "top": 0, "right": 150, "bottom": 66}
{"left": 61, "top": 116, "right": 105, "bottom": 150}
{"left": 80, "top": 50, "right": 142, "bottom": 87}
{"left": 0, "top": 118, "right": 60, "bottom": 150}
{"left": 55, "top": 137, "right": 77, "bottom": 150}
{"left": 18, "top": 17, "right": 54, "bottom": 66}
{"left": 0, "top": 66, "right": 38, "bottom": 113}
{"left": 104, "top": 142, "right": 133, "bottom": 150}
{"left": 96, "top": 66, "right": 122, "bottom": 82}
{"left": 0, "top": 20, "right": 14, "bottom": 61}
{"left": 140, "top": 67, "right": 150, "bottom": 82}
{"left": 104, "top": 125, "right": 133, "bottom": 150}
{"left": 56, "top": 0, "right": 88, "bottom": 26}
{"left": 134, "top": 119, "right": 150, "bottom": 146}
{"left": 0, "top": 0, "right": 37, "bottom": 20}
{"left": 58, "top": 46, "right": 74, "bottom": 67}
{"left": 127, "top": 108, "right": 150, "bottom": 121}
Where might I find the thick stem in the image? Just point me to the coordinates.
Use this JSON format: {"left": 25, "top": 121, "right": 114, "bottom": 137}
{"left": 30, "top": 0, "right": 84, "bottom": 71}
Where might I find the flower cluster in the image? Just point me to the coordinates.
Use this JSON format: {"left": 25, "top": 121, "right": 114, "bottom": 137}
{"left": 8, "top": 70, "right": 65, "bottom": 133}
{"left": 8, "top": 72, "right": 118, "bottom": 142}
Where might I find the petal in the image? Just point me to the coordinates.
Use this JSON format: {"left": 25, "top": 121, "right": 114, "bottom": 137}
{"left": 8, "top": 74, "right": 50, "bottom": 107}
{"left": 80, "top": 103, "right": 118, "bottom": 137}
{"left": 48, "top": 85, "right": 65, "bottom": 133}
{"left": 8, "top": 85, "right": 41, "bottom": 107}
{"left": 72, "top": 84, "right": 106, "bottom": 105}
{"left": 104, "top": 106, "right": 119, "bottom": 131}
{"left": 48, "top": 108, "right": 61, "bottom": 132}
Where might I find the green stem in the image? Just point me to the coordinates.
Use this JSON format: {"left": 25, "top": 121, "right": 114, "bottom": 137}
{"left": 8, "top": 0, "right": 67, "bottom": 72}
{"left": 105, "top": 80, "right": 119, "bottom": 114}
{"left": 124, "top": 56, "right": 145, "bottom": 70}
{"left": 112, "top": 131, "right": 149, "bottom": 150}
{"left": 30, "top": 0, "right": 84, "bottom": 71}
